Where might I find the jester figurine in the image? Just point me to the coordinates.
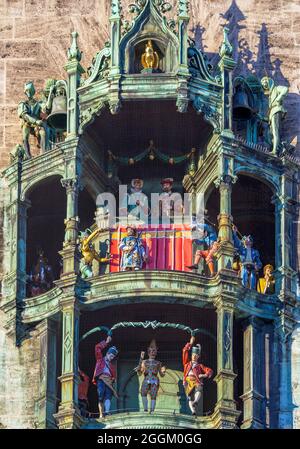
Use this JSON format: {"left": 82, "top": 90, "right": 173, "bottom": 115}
{"left": 232, "top": 225, "right": 262, "bottom": 289}
{"left": 119, "top": 225, "right": 147, "bottom": 271}
{"left": 136, "top": 339, "right": 166, "bottom": 413}
{"left": 79, "top": 228, "right": 110, "bottom": 279}
{"left": 186, "top": 216, "right": 219, "bottom": 276}
{"left": 92, "top": 335, "right": 119, "bottom": 418}
{"left": 182, "top": 336, "right": 213, "bottom": 416}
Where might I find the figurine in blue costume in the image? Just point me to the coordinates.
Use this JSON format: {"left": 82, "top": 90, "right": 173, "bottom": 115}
{"left": 119, "top": 225, "right": 147, "bottom": 271}
{"left": 232, "top": 225, "right": 262, "bottom": 289}
{"left": 186, "top": 217, "right": 219, "bottom": 276}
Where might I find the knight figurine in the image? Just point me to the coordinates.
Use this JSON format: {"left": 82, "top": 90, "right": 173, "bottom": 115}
{"left": 18, "top": 81, "right": 49, "bottom": 158}
{"left": 260, "top": 77, "right": 288, "bottom": 155}
{"left": 136, "top": 339, "right": 166, "bottom": 413}
{"left": 232, "top": 225, "right": 262, "bottom": 289}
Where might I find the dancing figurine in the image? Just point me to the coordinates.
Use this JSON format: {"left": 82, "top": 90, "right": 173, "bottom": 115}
{"left": 232, "top": 225, "right": 262, "bottom": 289}
{"left": 257, "top": 264, "right": 275, "bottom": 294}
{"left": 186, "top": 217, "right": 219, "bottom": 276}
{"left": 79, "top": 228, "right": 110, "bottom": 279}
{"left": 119, "top": 225, "right": 147, "bottom": 271}
{"left": 136, "top": 339, "right": 166, "bottom": 413}
{"left": 182, "top": 336, "right": 213, "bottom": 416}
{"left": 92, "top": 335, "right": 119, "bottom": 419}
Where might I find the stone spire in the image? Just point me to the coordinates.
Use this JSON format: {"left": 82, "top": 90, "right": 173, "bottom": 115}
{"left": 219, "top": 27, "right": 233, "bottom": 58}
{"left": 67, "top": 31, "right": 82, "bottom": 62}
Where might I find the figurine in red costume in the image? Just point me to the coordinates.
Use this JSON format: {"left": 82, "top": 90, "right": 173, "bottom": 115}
{"left": 92, "top": 335, "right": 118, "bottom": 418}
{"left": 182, "top": 336, "right": 213, "bottom": 416}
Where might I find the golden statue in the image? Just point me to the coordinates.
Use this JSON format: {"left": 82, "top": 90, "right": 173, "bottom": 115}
{"left": 141, "top": 40, "right": 159, "bottom": 71}
{"left": 79, "top": 228, "right": 110, "bottom": 279}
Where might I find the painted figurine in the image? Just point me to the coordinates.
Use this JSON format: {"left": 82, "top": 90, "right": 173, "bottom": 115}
{"left": 182, "top": 336, "right": 213, "bottom": 416}
{"left": 92, "top": 335, "right": 118, "bottom": 418}
{"left": 79, "top": 228, "right": 110, "bottom": 279}
{"left": 78, "top": 369, "right": 90, "bottom": 418}
{"left": 232, "top": 225, "right": 262, "bottom": 289}
{"left": 257, "top": 264, "right": 275, "bottom": 294}
{"left": 120, "top": 178, "right": 149, "bottom": 221}
{"left": 186, "top": 219, "right": 219, "bottom": 276}
{"left": 260, "top": 77, "right": 288, "bottom": 155}
{"left": 159, "top": 177, "right": 182, "bottom": 218}
{"left": 28, "top": 249, "right": 54, "bottom": 297}
{"left": 119, "top": 225, "right": 147, "bottom": 271}
{"left": 136, "top": 339, "right": 166, "bottom": 413}
{"left": 18, "top": 81, "right": 48, "bottom": 158}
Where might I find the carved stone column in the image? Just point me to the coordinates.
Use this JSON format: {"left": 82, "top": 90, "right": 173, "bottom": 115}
{"left": 60, "top": 177, "right": 80, "bottom": 276}
{"left": 35, "top": 317, "right": 58, "bottom": 428}
{"left": 241, "top": 317, "right": 267, "bottom": 429}
{"left": 272, "top": 319, "right": 294, "bottom": 429}
{"left": 54, "top": 299, "right": 82, "bottom": 429}
{"left": 212, "top": 296, "right": 240, "bottom": 428}
{"left": 215, "top": 175, "right": 235, "bottom": 273}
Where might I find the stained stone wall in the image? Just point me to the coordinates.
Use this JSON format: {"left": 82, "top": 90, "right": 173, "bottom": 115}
{"left": 0, "top": 0, "right": 299, "bottom": 164}
{"left": 0, "top": 0, "right": 299, "bottom": 429}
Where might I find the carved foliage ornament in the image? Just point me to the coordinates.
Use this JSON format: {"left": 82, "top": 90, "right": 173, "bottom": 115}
{"left": 79, "top": 100, "right": 106, "bottom": 134}
{"left": 129, "top": 0, "right": 172, "bottom": 15}
{"left": 193, "top": 96, "right": 221, "bottom": 133}
{"left": 126, "top": 0, "right": 175, "bottom": 34}
{"left": 85, "top": 42, "right": 111, "bottom": 85}
{"left": 188, "top": 42, "right": 220, "bottom": 84}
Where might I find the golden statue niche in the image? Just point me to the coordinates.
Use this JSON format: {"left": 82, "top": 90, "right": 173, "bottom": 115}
{"left": 141, "top": 40, "right": 159, "bottom": 72}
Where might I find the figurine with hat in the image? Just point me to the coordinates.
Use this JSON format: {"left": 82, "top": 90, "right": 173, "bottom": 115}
{"left": 136, "top": 339, "right": 166, "bottom": 413}
{"left": 159, "top": 177, "right": 175, "bottom": 218}
{"left": 120, "top": 178, "right": 149, "bottom": 221}
{"left": 232, "top": 224, "right": 262, "bottom": 289}
{"left": 92, "top": 334, "right": 119, "bottom": 419}
{"left": 119, "top": 224, "right": 147, "bottom": 271}
{"left": 182, "top": 336, "right": 213, "bottom": 416}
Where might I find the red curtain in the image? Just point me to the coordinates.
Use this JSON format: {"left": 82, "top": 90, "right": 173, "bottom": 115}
{"left": 109, "top": 224, "right": 193, "bottom": 273}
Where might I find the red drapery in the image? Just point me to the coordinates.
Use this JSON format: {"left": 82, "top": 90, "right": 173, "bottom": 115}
{"left": 109, "top": 224, "right": 193, "bottom": 272}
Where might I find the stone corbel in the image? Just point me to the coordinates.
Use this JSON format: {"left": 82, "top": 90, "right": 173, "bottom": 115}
{"left": 109, "top": 99, "right": 122, "bottom": 115}
{"left": 79, "top": 100, "right": 106, "bottom": 135}
{"left": 193, "top": 96, "right": 221, "bottom": 133}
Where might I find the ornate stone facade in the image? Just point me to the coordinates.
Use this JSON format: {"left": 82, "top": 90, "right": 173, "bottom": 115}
{"left": 0, "top": 0, "right": 299, "bottom": 430}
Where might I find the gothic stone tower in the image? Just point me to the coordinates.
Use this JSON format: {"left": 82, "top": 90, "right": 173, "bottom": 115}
{"left": 0, "top": 0, "right": 299, "bottom": 430}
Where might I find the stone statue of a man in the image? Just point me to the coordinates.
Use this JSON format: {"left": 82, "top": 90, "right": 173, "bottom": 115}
{"left": 18, "top": 81, "right": 48, "bottom": 158}
{"left": 261, "top": 77, "right": 288, "bottom": 155}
